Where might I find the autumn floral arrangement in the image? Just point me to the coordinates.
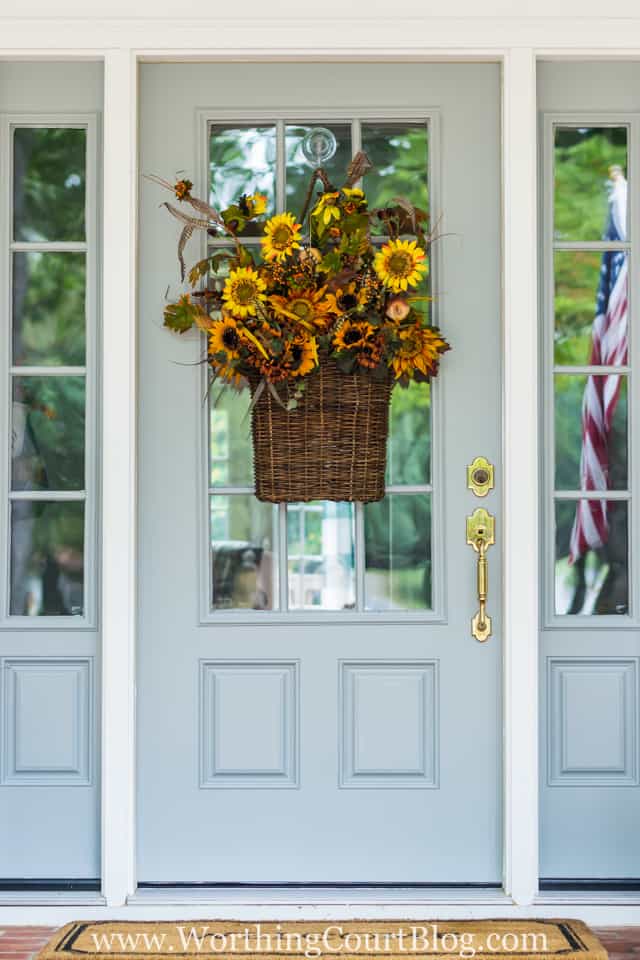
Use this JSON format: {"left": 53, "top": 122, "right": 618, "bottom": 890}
{"left": 150, "top": 151, "right": 450, "bottom": 503}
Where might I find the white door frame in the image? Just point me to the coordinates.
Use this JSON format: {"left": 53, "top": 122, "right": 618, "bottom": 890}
{"left": 0, "top": 15, "right": 639, "bottom": 923}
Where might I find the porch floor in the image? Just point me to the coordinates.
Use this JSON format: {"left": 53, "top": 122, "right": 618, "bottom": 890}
{"left": 0, "top": 927, "right": 639, "bottom": 960}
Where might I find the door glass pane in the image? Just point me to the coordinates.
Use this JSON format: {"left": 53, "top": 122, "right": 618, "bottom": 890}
{"left": 13, "top": 127, "right": 86, "bottom": 242}
{"left": 361, "top": 121, "right": 428, "bottom": 214}
{"left": 209, "top": 125, "right": 276, "bottom": 236}
{"left": 12, "top": 252, "right": 86, "bottom": 366}
{"left": 554, "top": 126, "right": 628, "bottom": 243}
{"left": 555, "top": 499, "right": 628, "bottom": 615}
{"left": 10, "top": 500, "right": 85, "bottom": 616}
{"left": 287, "top": 502, "right": 355, "bottom": 611}
{"left": 210, "top": 386, "right": 253, "bottom": 487}
{"left": 285, "top": 123, "right": 351, "bottom": 219}
{"left": 554, "top": 249, "right": 628, "bottom": 367}
{"left": 554, "top": 374, "right": 627, "bottom": 490}
{"left": 11, "top": 377, "right": 85, "bottom": 492}
{"left": 386, "top": 380, "right": 431, "bottom": 486}
{"left": 364, "top": 494, "right": 432, "bottom": 611}
{"left": 210, "top": 495, "right": 275, "bottom": 610}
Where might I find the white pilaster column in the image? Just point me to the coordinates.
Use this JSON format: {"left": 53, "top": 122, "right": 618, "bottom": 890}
{"left": 502, "top": 46, "right": 539, "bottom": 906}
{"left": 101, "top": 47, "right": 138, "bottom": 907}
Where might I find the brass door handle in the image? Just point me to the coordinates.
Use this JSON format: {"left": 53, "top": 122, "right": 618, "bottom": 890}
{"left": 466, "top": 508, "right": 495, "bottom": 642}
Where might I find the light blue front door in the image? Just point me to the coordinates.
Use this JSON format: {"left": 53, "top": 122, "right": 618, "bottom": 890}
{"left": 137, "top": 62, "right": 503, "bottom": 883}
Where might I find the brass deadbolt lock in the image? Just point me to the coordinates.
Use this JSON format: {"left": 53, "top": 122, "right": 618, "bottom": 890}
{"left": 467, "top": 456, "right": 494, "bottom": 498}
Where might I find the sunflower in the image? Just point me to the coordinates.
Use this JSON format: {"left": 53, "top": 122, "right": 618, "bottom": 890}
{"left": 341, "top": 187, "right": 367, "bottom": 215}
{"left": 332, "top": 319, "right": 375, "bottom": 352}
{"left": 269, "top": 288, "right": 336, "bottom": 333}
{"left": 243, "top": 192, "right": 268, "bottom": 217}
{"left": 286, "top": 334, "right": 319, "bottom": 378}
{"left": 222, "top": 266, "right": 267, "bottom": 318}
{"left": 357, "top": 335, "right": 384, "bottom": 369}
{"left": 390, "top": 323, "right": 450, "bottom": 380}
{"left": 258, "top": 334, "right": 318, "bottom": 382}
{"left": 311, "top": 191, "right": 341, "bottom": 226}
{"left": 374, "top": 239, "right": 428, "bottom": 293}
{"left": 261, "top": 212, "right": 303, "bottom": 262}
{"left": 208, "top": 315, "right": 243, "bottom": 359}
{"left": 326, "top": 282, "right": 370, "bottom": 316}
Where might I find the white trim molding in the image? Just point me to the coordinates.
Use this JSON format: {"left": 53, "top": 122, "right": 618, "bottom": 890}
{"left": 501, "top": 47, "right": 539, "bottom": 908}
{"left": 0, "top": 22, "right": 638, "bottom": 922}
{"left": 101, "top": 47, "right": 138, "bottom": 908}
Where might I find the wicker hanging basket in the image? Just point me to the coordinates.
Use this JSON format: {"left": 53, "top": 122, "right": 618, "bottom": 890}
{"left": 250, "top": 358, "right": 394, "bottom": 503}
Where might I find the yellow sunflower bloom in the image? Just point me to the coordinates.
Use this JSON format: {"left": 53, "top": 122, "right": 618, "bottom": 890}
{"left": 246, "top": 192, "right": 267, "bottom": 217}
{"left": 208, "top": 315, "right": 243, "bottom": 359}
{"left": 326, "top": 281, "right": 369, "bottom": 317}
{"left": 332, "top": 320, "right": 375, "bottom": 352}
{"left": 222, "top": 266, "right": 267, "bottom": 318}
{"left": 258, "top": 334, "right": 319, "bottom": 382}
{"left": 341, "top": 187, "right": 367, "bottom": 214}
{"left": 286, "top": 334, "right": 319, "bottom": 378}
{"left": 311, "top": 191, "right": 341, "bottom": 226}
{"left": 269, "top": 288, "right": 336, "bottom": 332}
{"left": 374, "top": 239, "right": 428, "bottom": 293}
{"left": 261, "top": 212, "right": 302, "bottom": 262}
{"left": 391, "top": 323, "right": 450, "bottom": 380}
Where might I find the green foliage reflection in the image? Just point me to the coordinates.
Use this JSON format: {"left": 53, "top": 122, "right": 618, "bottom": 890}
{"left": 13, "top": 127, "right": 86, "bottom": 242}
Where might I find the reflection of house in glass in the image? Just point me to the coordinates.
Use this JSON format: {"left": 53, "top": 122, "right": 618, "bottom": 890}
{"left": 287, "top": 502, "right": 355, "bottom": 610}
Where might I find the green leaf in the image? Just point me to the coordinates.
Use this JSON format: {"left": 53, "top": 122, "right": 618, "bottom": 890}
{"left": 163, "top": 295, "right": 200, "bottom": 334}
{"left": 321, "top": 251, "right": 341, "bottom": 275}
{"left": 238, "top": 246, "right": 255, "bottom": 267}
{"left": 187, "top": 257, "right": 213, "bottom": 286}
{"left": 209, "top": 251, "right": 235, "bottom": 274}
{"left": 335, "top": 352, "right": 357, "bottom": 374}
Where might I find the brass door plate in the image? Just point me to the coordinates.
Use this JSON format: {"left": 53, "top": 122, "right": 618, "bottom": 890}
{"left": 466, "top": 507, "right": 495, "bottom": 550}
{"left": 467, "top": 456, "right": 494, "bottom": 498}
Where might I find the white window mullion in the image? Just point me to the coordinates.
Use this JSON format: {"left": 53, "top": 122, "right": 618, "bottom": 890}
{"left": 276, "top": 119, "right": 286, "bottom": 214}
{"left": 278, "top": 502, "right": 288, "bottom": 611}
{"left": 355, "top": 501, "right": 365, "bottom": 613}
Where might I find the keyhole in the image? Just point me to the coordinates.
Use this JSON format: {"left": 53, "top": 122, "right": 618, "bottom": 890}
{"left": 473, "top": 468, "right": 489, "bottom": 486}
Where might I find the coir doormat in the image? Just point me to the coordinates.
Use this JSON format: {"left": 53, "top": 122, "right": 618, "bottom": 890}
{"left": 38, "top": 920, "right": 606, "bottom": 960}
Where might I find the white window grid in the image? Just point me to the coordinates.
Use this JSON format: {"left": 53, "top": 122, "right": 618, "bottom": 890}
{"left": 542, "top": 113, "right": 640, "bottom": 627}
{"left": 197, "top": 109, "right": 445, "bottom": 624}
{"left": 0, "top": 114, "right": 99, "bottom": 629}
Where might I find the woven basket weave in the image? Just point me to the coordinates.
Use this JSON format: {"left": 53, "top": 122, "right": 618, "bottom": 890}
{"left": 250, "top": 358, "right": 393, "bottom": 503}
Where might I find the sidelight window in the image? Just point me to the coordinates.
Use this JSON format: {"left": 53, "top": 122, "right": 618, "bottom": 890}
{"left": 205, "top": 116, "right": 437, "bottom": 616}
{"left": 544, "top": 120, "right": 635, "bottom": 619}
{"left": 1, "top": 119, "right": 97, "bottom": 622}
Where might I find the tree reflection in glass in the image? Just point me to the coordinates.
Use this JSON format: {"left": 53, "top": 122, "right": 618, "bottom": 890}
{"left": 10, "top": 501, "right": 84, "bottom": 616}
{"left": 13, "top": 127, "right": 86, "bottom": 242}
{"left": 11, "top": 377, "right": 85, "bottom": 492}
{"left": 210, "top": 126, "right": 276, "bottom": 237}
{"left": 362, "top": 122, "right": 428, "bottom": 215}
{"left": 365, "top": 494, "right": 432, "bottom": 611}
{"left": 210, "top": 495, "right": 275, "bottom": 610}
{"left": 12, "top": 252, "right": 86, "bottom": 366}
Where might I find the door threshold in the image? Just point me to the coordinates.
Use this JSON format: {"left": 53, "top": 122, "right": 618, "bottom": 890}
{"left": 0, "top": 890, "right": 107, "bottom": 907}
{"left": 535, "top": 889, "right": 640, "bottom": 906}
{"left": 129, "top": 885, "right": 510, "bottom": 906}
